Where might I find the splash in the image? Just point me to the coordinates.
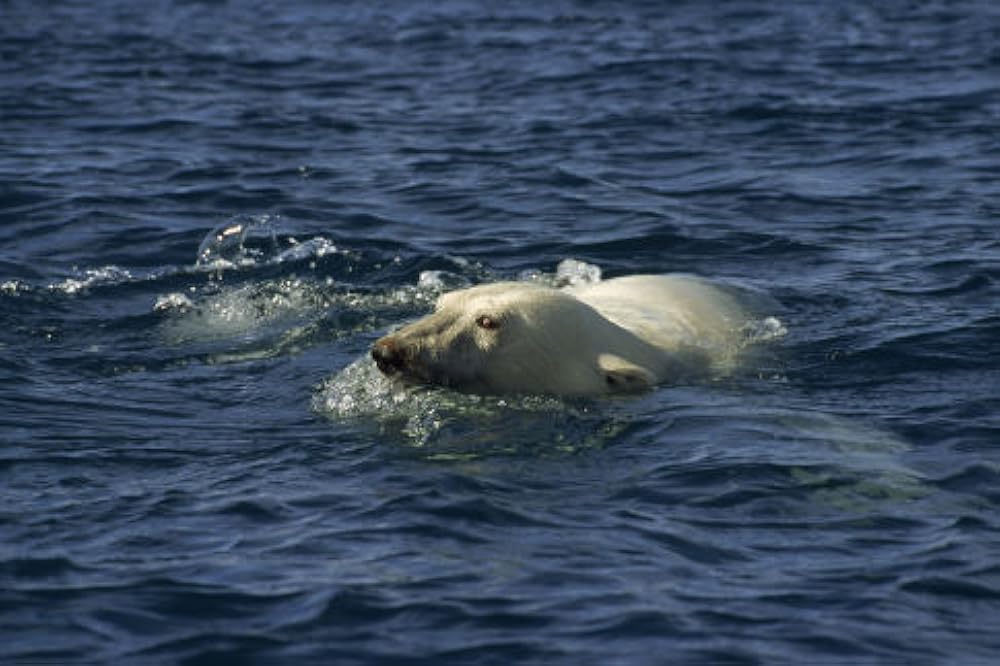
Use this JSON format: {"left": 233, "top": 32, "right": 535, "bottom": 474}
{"left": 554, "top": 258, "right": 603, "bottom": 286}
{"left": 1, "top": 279, "right": 29, "bottom": 296}
{"left": 195, "top": 214, "right": 351, "bottom": 272}
{"left": 518, "top": 258, "right": 603, "bottom": 287}
{"left": 741, "top": 315, "right": 788, "bottom": 344}
{"left": 155, "top": 219, "right": 386, "bottom": 355}
{"left": 313, "top": 257, "right": 618, "bottom": 452}
{"left": 313, "top": 356, "right": 624, "bottom": 457}
{"left": 312, "top": 258, "right": 794, "bottom": 454}
{"left": 196, "top": 214, "right": 277, "bottom": 269}
{"left": 51, "top": 266, "right": 134, "bottom": 295}
{"left": 157, "top": 278, "right": 332, "bottom": 346}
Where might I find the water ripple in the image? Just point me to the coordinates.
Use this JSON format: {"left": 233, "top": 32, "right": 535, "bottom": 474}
{"left": 3, "top": 1, "right": 999, "bottom": 663}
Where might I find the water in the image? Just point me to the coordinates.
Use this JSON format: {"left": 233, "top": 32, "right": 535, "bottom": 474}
{"left": 2, "top": 1, "right": 999, "bottom": 662}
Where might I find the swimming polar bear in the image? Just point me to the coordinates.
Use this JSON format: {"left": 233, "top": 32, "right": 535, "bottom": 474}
{"left": 371, "top": 275, "right": 770, "bottom": 396}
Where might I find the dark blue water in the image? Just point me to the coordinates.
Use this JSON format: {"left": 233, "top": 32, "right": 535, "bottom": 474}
{"left": 3, "top": 1, "right": 999, "bottom": 663}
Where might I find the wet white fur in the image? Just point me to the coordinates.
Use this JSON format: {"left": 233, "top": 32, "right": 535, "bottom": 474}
{"left": 374, "top": 274, "right": 760, "bottom": 396}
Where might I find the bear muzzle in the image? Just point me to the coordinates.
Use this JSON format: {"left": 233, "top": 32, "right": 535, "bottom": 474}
{"left": 371, "top": 336, "right": 408, "bottom": 375}
{"left": 371, "top": 334, "right": 465, "bottom": 388}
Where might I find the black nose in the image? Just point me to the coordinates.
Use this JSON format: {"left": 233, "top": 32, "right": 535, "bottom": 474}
{"left": 371, "top": 337, "right": 406, "bottom": 374}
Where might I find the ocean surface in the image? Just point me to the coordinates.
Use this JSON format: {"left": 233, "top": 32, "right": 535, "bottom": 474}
{"left": 2, "top": 1, "right": 999, "bottom": 663}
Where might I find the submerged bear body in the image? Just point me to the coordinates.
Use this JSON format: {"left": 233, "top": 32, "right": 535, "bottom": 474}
{"left": 371, "top": 275, "right": 765, "bottom": 396}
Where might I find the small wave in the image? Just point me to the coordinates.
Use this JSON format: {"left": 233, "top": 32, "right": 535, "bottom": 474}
{"left": 0, "top": 279, "right": 30, "bottom": 296}
{"left": 900, "top": 576, "right": 1000, "bottom": 601}
{"left": 0, "top": 555, "right": 89, "bottom": 580}
{"left": 51, "top": 266, "right": 135, "bottom": 296}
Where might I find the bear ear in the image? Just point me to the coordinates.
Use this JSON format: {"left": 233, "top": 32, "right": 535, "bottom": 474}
{"left": 597, "top": 354, "right": 655, "bottom": 393}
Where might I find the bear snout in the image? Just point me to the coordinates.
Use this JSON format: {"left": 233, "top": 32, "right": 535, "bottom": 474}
{"left": 371, "top": 336, "right": 408, "bottom": 375}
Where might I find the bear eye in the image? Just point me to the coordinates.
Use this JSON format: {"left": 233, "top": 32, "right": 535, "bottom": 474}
{"left": 476, "top": 315, "right": 500, "bottom": 330}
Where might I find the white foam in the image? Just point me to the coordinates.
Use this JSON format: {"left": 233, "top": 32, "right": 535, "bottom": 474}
{"left": 153, "top": 292, "right": 194, "bottom": 312}
{"left": 51, "top": 266, "right": 133, "bottom": 295}
{"left": 417, "top": 270, "right": 470, "bottom": 291}
{"left": 157, "top": 278, "right": 327, "bottom": 344}
{"left": 554, "top": 258, "right": 603, "bottom": 286}
{"left": 1, "top": 280, "right": 28, "bottom": 295}
{"left": 742, "top": 315, "right": 789, "bottom": 344}
{"left": 517, "top": 258, "right": 603, "bottom": 288}
{"left": 313, "top": 354, "right": 586, "bottom": 452}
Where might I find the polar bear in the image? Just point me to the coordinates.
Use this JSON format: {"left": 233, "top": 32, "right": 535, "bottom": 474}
{"left": 371, "top": 275, "right": 765, "bottom": 396}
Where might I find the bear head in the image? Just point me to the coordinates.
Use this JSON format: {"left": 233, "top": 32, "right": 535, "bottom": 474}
{"left": 371, "top": 282, "right": 656, "bottom": 396}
